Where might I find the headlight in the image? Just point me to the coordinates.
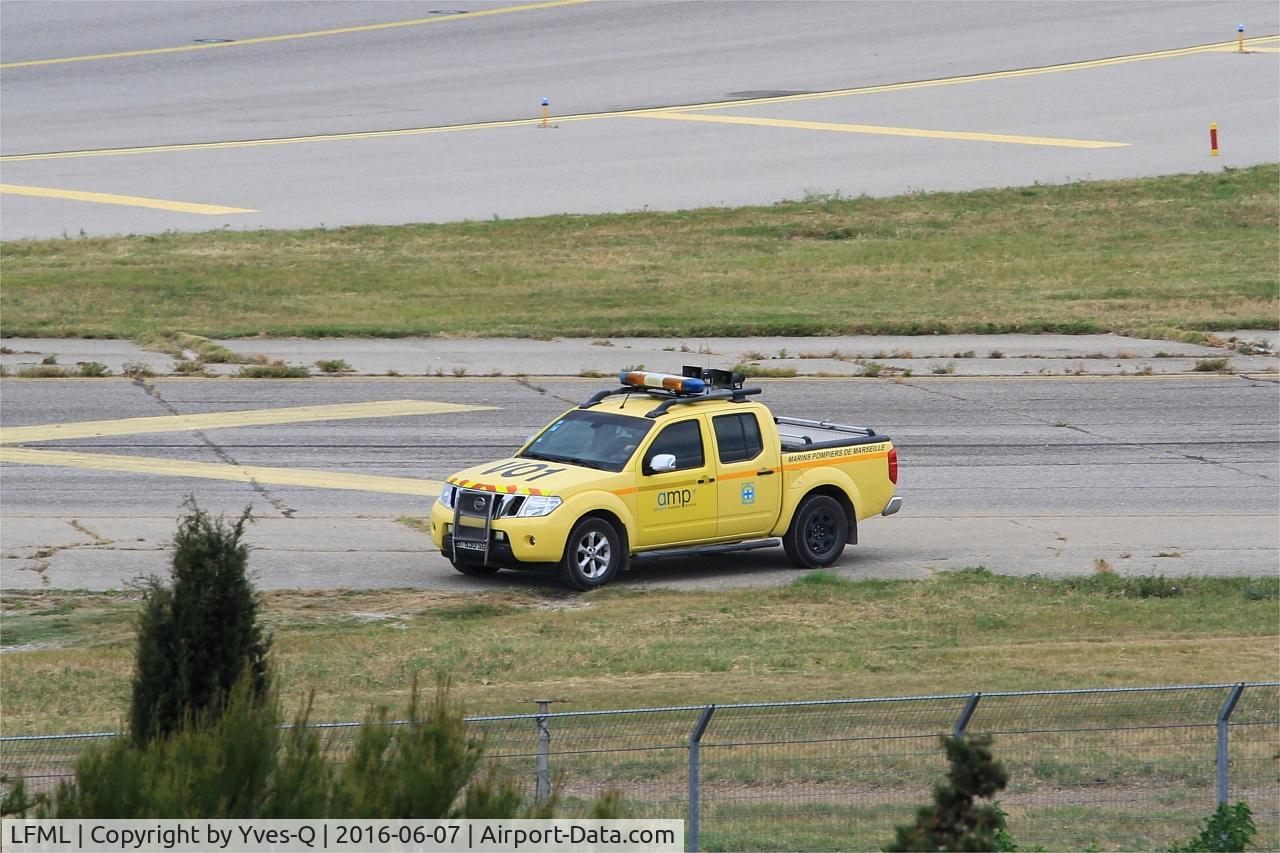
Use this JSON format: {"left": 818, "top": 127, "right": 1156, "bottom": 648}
{"left": 516, "top": 495, "right": 562, "bottom": 517}
{"left": 437, "top": 484, "right": 458, "bottom": 510}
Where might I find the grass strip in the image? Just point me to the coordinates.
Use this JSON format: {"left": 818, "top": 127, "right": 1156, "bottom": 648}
{"left": 1, "top": 569, "right": 1275, "bottom": 735}
{"left": 1, "top": 167, "right": 1276, "bottom": 339}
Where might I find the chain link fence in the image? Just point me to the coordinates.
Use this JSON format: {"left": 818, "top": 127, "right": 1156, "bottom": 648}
{"left": 3, "top": 683, "right": 1277, "bottom": 851}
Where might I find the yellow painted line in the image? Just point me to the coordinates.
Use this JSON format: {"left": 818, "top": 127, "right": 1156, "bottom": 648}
{"left": 0, "top": 447, "right": 441, "bottom": 496}
{"left": 1206, "top": 45, "right": 1280, "bottom": 52}
{"left": 674, "top": 35, "right": 1280, "bottom": 113}
{"left": 0, "top": 184, "right": 255, "bottom": 214}
{"left": 0, "top": 0, "right": 594, "bottom": 69}
{"left": 3, "top": 35, "right": 1273, "bottom": 163}
{"left": 0, "top": 400, "right": 493, "bottom": 445}
{"left": 634, "top": 112, "right": 1127, "bottom": 148}
{"left": 0, "top": 118, "right": 559, "bottom": 162}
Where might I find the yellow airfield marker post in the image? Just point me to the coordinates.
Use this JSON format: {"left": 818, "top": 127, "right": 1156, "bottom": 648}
{"left": 1209, "top": 123, "right": 1219, "bottom": 156}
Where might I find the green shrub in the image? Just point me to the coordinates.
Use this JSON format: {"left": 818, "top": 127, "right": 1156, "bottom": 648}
{"left": 16, "top": 364, "right": 72, "bottom": 378}
{"left": 76, "top": 362, "right": 110, "bottom": 377}
{"left": 886, "top": 734, "right": 1010, "bottom": 851}
{"left": 315, "top": 359, "right": 353, "bottom": 373}
{"left": 129, "top": 500, "right": 270, "bottom": 744}
{"left": 239, "top": 363, "right": 310, "bottom": 378}
{"left": 57, "top": 679, "right": 278, "bottom": 818}
{"left": 1171, "top": 802, "right": 1255, "bottom": 852}
{"left": 24, "top": 679, "right": 588, "bottom": 820}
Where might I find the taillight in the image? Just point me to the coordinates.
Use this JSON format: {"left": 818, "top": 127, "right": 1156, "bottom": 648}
{"left": 887, "top": 447, "right": 898, "bottom": 484}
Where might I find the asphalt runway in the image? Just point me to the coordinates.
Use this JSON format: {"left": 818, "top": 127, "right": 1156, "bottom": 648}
{"left": 2, "top": 1, "right": 1277, "bottom": 238}
{"left": 1, "top": 376, "right": 1275, "bottom": 591}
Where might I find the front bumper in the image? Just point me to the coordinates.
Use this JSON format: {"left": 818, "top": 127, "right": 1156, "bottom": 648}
{"left": 429, "top": 500, "right": 568, "bottom": 563}
{"left": 442, "top": 533, "right": 558, "bottom": 571}
{"left": 881, "top": 496, "right": 903, "bottom": 517}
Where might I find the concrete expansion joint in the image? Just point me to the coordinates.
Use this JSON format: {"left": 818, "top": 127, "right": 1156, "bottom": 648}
{"left": 131, "top": 380, "right": 298, "bottom": 519}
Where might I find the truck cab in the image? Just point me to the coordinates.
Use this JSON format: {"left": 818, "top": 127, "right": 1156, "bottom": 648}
{"left": 430, "top": 368, "right": 901, "bottom": 589}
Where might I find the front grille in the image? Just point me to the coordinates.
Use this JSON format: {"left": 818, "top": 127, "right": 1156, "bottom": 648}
{"left": 457, "top": 490, "right": 524, "bottom": 519}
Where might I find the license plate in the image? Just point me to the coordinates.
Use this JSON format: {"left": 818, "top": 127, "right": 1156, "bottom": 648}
{"left": 454, "top": 540, "right": 486, "bottom": 552}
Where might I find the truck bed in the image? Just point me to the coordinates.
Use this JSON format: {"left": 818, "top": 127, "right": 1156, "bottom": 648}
{"left": 775, "top": 416, "right": 888, "bottom": 454}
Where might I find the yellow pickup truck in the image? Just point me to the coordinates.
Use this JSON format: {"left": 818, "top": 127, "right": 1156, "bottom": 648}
{"left": 430, "top": 368, "right": 901, "bottom": 589}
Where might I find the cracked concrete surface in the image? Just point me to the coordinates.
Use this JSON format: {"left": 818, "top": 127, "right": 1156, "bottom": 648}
{"left": 1, "top": 373, "right": 1274, "bottom": 591}
{"left": 2, "top": 332, "right": 1276, "bottom": 379}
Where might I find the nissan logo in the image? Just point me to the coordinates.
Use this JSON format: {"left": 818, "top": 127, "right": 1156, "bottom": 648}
{"left": 471, "top": 497, "right": 487, "bottom": 511}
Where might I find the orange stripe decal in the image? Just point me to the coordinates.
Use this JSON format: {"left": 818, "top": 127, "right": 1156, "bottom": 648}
{"left": 783, "top": 449, "right": 890, "bottom": 472}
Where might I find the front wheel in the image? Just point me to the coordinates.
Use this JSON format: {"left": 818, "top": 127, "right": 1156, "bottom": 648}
{"left": 559, "top": 517, "right": 624, "bottom": 590}
{"left": 783, "top": 494, "right": 849, "bottom": 569}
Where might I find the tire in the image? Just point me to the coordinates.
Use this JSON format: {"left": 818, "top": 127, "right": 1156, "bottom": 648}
{"left": 783, "top": 494, "right": 849, "bottom": 569}
{"left": 559, "top": 517, "right": 624, "bottom": 590}
{"left": 449, "top": 558, "right": 501, "bottom": 576}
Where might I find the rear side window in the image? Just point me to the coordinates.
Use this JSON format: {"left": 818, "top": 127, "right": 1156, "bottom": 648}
{"left": 713, "top": 413, "right": 764, "bottom": 464}
{"left": 647, "top": 419, "right": 704, "bottom": 471}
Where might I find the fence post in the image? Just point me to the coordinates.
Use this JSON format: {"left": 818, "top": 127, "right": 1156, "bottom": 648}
{"left": 687, "top": 705, "right": 716, "bottom": 853}
{"left": 1217, "top": 683, "right": 1246, "bottom": 804}
{"left": 953, "top": 693, "right": 981, "bottom": 739}
{"left": 535, "top": 700, "right": 552, "bottom": 805}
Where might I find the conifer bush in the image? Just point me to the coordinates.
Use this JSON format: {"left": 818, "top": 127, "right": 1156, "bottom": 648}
{"left": 886, "top": 734, "right": 1011, "bottom": 852}
{"left": 5, "top": 498, "right": 619, "bottom": 821}
{"left": 46, "top": 680, "right": 562, "bottom": 819}
{"left": 129, "top": 500, "right": 270, "bottom": 744}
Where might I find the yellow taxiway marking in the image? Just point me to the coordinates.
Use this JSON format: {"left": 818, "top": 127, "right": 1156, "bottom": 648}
{"left": 0, "top": 400, "right": 493, "bottom": 445}
{"left": 0, "top": 184, "right": 255, "bottom": 214}
{"left": 667, "top": 35, "right": 1280, "bottom": 113}
{"left": 0, "top": 118, "right": 558, "bottom": 162}
{"left": 1206, "top": 45, "right": 1280, "bottom": 52}
{"left": 0, "top": 0, "right": 594, "bottom": 69}
{"left": 2, "top": 35, "right": 1272, "bottom": 163}
{"left": 0, "top": 447, "right": 442, "bottom": 496}
{"left": 634, "top": 112, "right": 1127, "bottom": 148}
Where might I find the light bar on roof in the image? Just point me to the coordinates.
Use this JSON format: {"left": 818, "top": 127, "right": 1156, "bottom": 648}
{"left": 618, "top": 370, "right": 706, "bottom": 394}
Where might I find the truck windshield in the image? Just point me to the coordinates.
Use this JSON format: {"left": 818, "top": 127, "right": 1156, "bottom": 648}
{"left": 519, "top": 411, "right": 653, "bottom": 473}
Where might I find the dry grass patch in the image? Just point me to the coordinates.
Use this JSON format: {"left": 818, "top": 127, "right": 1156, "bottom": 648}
{"left": 0, "top": 571, "right": 1275, "bottom": 735}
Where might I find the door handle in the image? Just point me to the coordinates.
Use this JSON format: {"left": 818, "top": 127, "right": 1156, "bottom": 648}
{"left": 757, "top": 469, "right": 775, "bottom": 476}
{"left": 697, "top": 477, "right": 716, "bottom": 484}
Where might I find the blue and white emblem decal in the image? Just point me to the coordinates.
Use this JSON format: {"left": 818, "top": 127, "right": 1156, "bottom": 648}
{"left": 741, "top": 482, "right": 756, "bottom": 505}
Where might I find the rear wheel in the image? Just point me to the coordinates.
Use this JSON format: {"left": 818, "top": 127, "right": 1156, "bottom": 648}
{"left": 783, "top": 494, "right": 849, "bottom": 569}
{"left": 559, "top": 517, "right": 624, "bottom": 590}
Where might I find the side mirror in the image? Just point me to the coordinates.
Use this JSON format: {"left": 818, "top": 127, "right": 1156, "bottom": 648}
{"left": 648, "top": 453, "right": 678, "bottom": 473}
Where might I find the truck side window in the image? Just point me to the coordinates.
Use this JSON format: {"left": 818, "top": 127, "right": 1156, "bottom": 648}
{"left": 713, "top": 413, "right": 764, "bottom": 464}
{"left": 646, "top": 420, "right": 704, "bottom": 472}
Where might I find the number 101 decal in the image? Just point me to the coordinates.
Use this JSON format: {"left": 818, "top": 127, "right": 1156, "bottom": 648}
{"left": 482, "top": 461, "right": 567, "bottom": 481}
